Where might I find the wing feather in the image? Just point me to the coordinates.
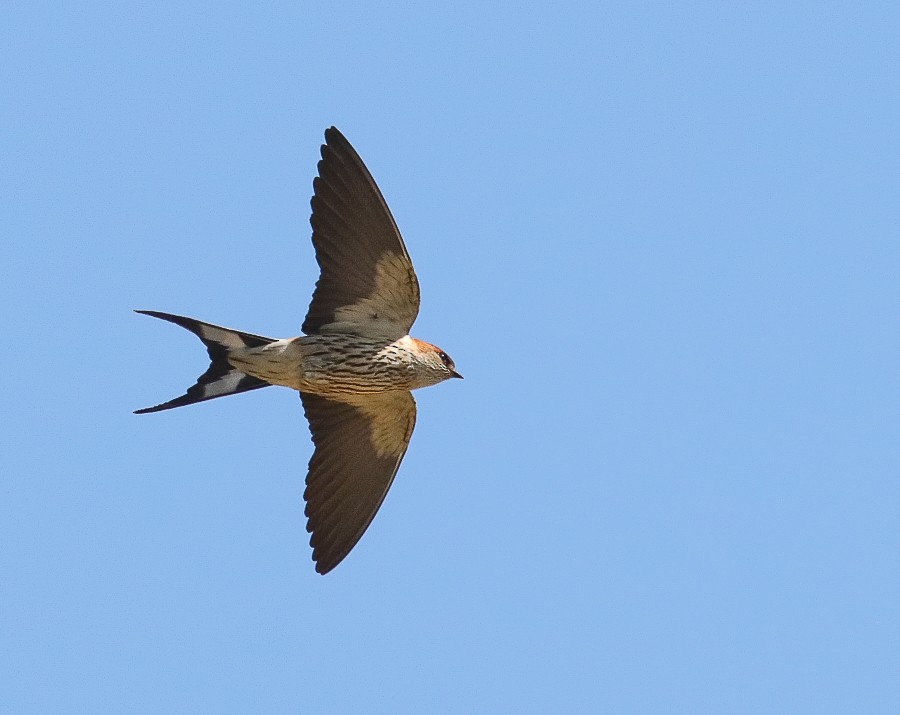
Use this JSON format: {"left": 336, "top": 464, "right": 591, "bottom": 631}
{"left": 300, "top": 391, "right": 417, "bottom": 574}
{"left": 303, "top": 127, "right": 420, "bottom": 340}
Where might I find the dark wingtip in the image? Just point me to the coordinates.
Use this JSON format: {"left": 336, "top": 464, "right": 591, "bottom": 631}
{"left": 314, "top": 558, "right": 336, "bottom": 576}
{"left": 323, "top": 126, "right": 351, "bottom": 152}
{"left": 311, "top": 539, "right": 340, "bottom": 575}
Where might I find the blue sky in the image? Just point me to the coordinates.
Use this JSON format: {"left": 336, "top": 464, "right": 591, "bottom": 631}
{"left": 2, "top": 2, "right": 899, "bottom": 712}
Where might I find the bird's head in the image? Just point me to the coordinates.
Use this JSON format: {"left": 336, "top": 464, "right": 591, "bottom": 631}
{"left": 409, "top": 338, "right": 463, "bottom": 386}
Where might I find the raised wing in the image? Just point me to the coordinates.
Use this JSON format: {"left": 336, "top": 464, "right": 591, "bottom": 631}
{"left": 303, "top": 127, "right": 420, "bottom": 340}
{"left": 300, "top": 390, "right": 417, "bottom": 574}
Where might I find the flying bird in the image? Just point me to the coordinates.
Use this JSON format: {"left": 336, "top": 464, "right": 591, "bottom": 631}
{"left": 136, "top": 127, "right": 461, "bottom": 574}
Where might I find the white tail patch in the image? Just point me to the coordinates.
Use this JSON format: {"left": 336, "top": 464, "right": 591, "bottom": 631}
{"left": 200, "top": 370, "right": 246, "bottom": 399}
{"left": 198, "top": 324, "right": 251, "bottom": 349}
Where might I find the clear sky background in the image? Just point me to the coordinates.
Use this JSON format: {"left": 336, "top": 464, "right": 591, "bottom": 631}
{"left": 2, "top": 3, "right": 899, "bottom": 713}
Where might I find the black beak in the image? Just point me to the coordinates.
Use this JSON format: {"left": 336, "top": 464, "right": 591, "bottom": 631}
{"left": 450, "top": 370, "right": 464, "bottom": 379}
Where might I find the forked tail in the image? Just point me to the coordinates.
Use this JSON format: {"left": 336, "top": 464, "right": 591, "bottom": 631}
{"left": 134, "top": 310, "right": 276, "bottom": 414}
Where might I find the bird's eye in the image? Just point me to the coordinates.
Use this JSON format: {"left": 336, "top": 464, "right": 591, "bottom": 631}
{"left": 437, "top": 351, "right": 452, "bottom": 367}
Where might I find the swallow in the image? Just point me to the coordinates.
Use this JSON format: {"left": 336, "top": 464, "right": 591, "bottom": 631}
{"left": 136, "top": 127, "right": 461, "bottom": 574}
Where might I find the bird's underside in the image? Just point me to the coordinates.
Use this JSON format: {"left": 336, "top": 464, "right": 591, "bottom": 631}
{"left": 136, "top": 127, "right": 459, "bottom": 575}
